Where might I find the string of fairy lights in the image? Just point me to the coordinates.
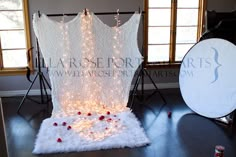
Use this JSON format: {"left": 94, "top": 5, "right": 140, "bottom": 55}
{"left": 108, "top": 9, "right": 123, "bottom": 107}
{"left": 80, "top": 9, "right": 95, "bottom": 101}
{"left": 59, "top": 16, "right": 72, "bottom": 113}
{"left": 57, "top": 9, "right": 128, "bottom": 117}
{"left": 54, "top": 9, "right": 129, "bottom": 141}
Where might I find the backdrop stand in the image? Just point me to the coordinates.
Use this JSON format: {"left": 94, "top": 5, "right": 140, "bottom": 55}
{"left": 18, "top": 9, "right": 166, "bottom": 113}
{"left": 128, "top": 62, "right": 167, "bottom": 109}
{"left": 128, "top": 10, "right": 167, "bottom": 109}
{"left": 17, "top": 36, "right": 51, "bottom": 114}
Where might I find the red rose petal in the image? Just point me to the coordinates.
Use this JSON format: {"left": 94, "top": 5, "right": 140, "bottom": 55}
{"left": 53, "top": 122, "right": 58, "bottom": 126}
{"left": 87, "top": 113, "right": 92, "bottom": 116}
{"left": 57, "top": 138, "right": 62, "bottom": 143}
{"left": 99, "top": 115, "right": 105, "bottom": 120}
{"left": 105, "top": 127, "right": 108, "bottom": 130}
{"left": 67, "top": 126, "right": 72, "bottom": 130}
{"left": 107, "top": 111, "right": 110, "bottom": 115}
{"left": 107, "top": 118, "right": 112, "bottom": 122}
{"left": 77, "top": 111, "right": 81, "bottom": 115}
{"left": 90, "top": 131, "right": 93, "bottom": 134}
{"left": 62, "top": 122, "right": 67, "bottom": 126}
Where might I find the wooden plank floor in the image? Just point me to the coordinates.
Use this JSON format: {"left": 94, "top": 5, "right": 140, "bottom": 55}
{"left": 1, "top": 89, "right": 236, "bottom": 157}
{"left": 0, "top": 98, "right": 9, "bottom": 157}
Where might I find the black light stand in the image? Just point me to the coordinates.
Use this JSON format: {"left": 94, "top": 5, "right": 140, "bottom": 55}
{"left": 128, "top": 60, "right": 167, "bottom": 109}
{"left": 17, "top": 38, "right": 51, "bottom": 113}
{"left": 128, "top": 12, "right": 167, "bottom": 109}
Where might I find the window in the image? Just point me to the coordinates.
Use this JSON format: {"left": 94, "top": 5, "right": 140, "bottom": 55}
{"left": 0, "top": 0, "right": 32, "bottom": 75}
{"left": 144, "top": 0, "right": 206, "bottom": 67}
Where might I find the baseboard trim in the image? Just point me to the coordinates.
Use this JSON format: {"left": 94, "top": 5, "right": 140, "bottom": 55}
{"left": 134, "top": 82, "right": 179, "bottom": 90}
{"left": 0, "top": 89, "right": 51, "bottom": 97}
{"left": 0, "top": 82, "right": 179, "bottom": 97}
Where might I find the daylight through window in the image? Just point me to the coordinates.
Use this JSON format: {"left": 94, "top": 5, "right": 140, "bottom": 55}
{"left": 0, "top": 0, "right": 31, "bottom": 75}
{"left": 145, "top": 0, "right": 205, "bottom": 66}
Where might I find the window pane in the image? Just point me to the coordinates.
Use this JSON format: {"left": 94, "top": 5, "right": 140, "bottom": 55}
{"left": 149, "top": 0, "right": 171, "bottom": 8}
{"left": 175, "top": 44, "right": 194, "bottom": 61}
{"left": 177, "top": 9, "right": 198, "bottom": 26}
{"left": 0, "top": 11, "right": 24, "bottom": 29}
{"left": 0, "top": 30, "right": 26, "bottom": 49}
{"left": 148, "top": 9, "right": 171, "bottom": 26}
{"left": 148, "top": 45, "right": 169, "bottom": 62}
{"left": 148, "top": 27, "right": 170, "bottom": 44}
{"left": 177, "top": 0, "right": 199, "bottom": 8}
{"left": 0, "top": 0, "right": 22, "bottom": 10}
{"left": 2, "top": 49, "right": 27, "bottom": 68}
{"left": 176, "top": 27, "right": 197, "bottom": 43}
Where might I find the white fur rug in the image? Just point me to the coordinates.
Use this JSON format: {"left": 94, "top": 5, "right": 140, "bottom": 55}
{"left": 33, "top": 111, "right": 150, "bottom": 154}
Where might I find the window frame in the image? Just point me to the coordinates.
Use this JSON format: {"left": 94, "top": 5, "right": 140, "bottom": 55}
{"left": 0, "top": 0, "right": 33, "bottom": 76}
{"left": 144, "top": 0, "right": 206, "bottom": 68}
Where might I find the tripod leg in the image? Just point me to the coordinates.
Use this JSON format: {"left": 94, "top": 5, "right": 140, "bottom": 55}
{"left": 41, "top": 75, "right": 50, "bottom": 109}
{"left": 41, "top": 73, "right": 52, "bottom": 114}
{"left": 141, "top": 66, "right": 144, "bottom": 100}
{"left": 42, "top": 74, "right": 51, "bottom": 90}
{"left": 144, "top": 69, "right": 158, "bottom": 89}
{"left": 130, "top": 68, "right": 142, "bottom": 97}
{"left": 17, "top": 73, "right": 39, "bottom": 113}
{"left": 143, "top": 69, "right": 167, "bottom": 104}
{"left": 38, "top": 73, "right": 45, "bottom": 104}
{"left": 129, "top": 74, "right": 141, "bottom": 109}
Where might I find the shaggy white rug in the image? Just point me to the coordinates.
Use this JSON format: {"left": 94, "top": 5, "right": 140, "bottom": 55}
{"left": 33, "top": 111, "right": 150, "bottom": 154}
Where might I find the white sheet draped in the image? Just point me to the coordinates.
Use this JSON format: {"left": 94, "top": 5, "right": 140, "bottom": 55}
{"left": 33, "top": 11, "right": 143, "bottom": 117}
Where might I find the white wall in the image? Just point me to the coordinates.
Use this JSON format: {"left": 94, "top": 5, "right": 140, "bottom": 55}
{"left": 207, "top": 0, "right": 236, "bottom": 12}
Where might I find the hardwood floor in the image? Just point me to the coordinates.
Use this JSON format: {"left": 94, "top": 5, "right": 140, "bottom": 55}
{"left": 1, "top": 89, "right": 236, "bottom": 157}
{"left": 0, "top": 98, "right": 8, "bottom": 157}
